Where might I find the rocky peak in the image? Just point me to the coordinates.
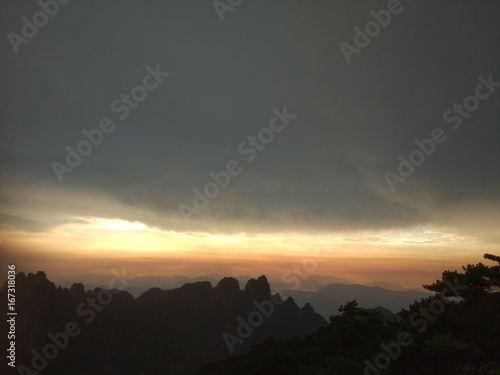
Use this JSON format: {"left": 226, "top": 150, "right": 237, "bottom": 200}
{"left": 69, "top": 282, "right": 86, "bottom": 300}
{"left": 244, "top": 275, "right": 271, "bottom": 300}
{"left": 214, "top": 277, "right": 240, "bottom": 298}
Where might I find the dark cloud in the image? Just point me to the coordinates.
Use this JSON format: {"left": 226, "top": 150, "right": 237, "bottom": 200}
{"left": 0, "top": 213, "right": 49, "bottom": 232}
{"left": 1, "top": 0, "right": 499, "bottom": 237}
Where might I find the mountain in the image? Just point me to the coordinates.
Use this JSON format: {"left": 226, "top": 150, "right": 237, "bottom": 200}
{"left": 0, "top": 271, "right": 326, "bottom": 375}
{"left": 360, "top": 306, "right": 398, "bottom": 321}
{"left": 284, "top": 282, "right": 431, "bottom": 319}
{"left": 52, "top": 274, "right": 355, "bottom": 298}
{"left": 199, "top": 254, "right": 500, "bottom": 375}
{"left": 268, "top": 274, "right": 353, "bottom": 291}
{"left": 366, "top": 281, "right": 407, "bottom": 291}
{"left": 52, "top": 274, "right": 223, "bottom": 298}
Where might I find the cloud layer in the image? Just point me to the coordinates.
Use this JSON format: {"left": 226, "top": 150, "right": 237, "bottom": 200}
{"left": 1, "top": 0, "right": 499, "bottom": 244}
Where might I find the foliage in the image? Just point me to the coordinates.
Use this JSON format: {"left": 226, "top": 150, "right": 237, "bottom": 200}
{"left": 199, "top": 254, "right": 500, "bottom": 375}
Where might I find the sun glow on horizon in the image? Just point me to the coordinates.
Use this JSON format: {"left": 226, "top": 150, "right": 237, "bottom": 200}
{"left": 0, "top": 215, "right": 490, "bottom": 260}
{"left": 1, "top": 216, "right": 495, "bottom": 288}
{"left": 89, "top": 217, "right": 150, "bottom": 231}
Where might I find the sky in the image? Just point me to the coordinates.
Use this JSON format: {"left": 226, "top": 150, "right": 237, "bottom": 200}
{"left": 1, "top": 0, "right": 499, "bottom": 289}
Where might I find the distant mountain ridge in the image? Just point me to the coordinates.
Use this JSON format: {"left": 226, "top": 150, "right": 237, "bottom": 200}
{"left": 52, "top": 273, "right": 425, "bottom": 298}
{"left": 284, "top": 282, "right": 431, "bottom": 318}
{"left": 366, "top": 281, "right": 407, "bottom": 290}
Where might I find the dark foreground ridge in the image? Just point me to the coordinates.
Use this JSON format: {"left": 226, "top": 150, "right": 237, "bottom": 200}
{"left": 200, "top": 254, "right": 500, "bottom": 375}
{"left": 0, "top": 272, "right": 326, "bottom": 375}
{"left": 1, "top": 254, "right": 499, "bottom": 375}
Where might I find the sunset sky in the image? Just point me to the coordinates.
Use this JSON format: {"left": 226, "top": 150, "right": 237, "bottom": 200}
{"left": 1, "top": 0, "right": 499, "bottom": 289}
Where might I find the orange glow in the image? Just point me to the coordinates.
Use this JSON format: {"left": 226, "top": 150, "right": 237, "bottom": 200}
{"left": 0, "top": 217, "right": 494, "bottom": 288}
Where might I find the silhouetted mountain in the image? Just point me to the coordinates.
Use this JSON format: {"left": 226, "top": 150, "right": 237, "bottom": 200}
{"left": 0, "top": 271, "right": 326, "bottom": 375}
{"left": 51, "top": 273, "right": 355, "bottom": 298}
{"left": 268, "top": 274, "right": 353, "bottom": 291}
{"left": 366, "top": 280, "right": 407, "bottom": 291}
{"left": 284, "top": 282, "right": 431, "bottom": 319}
{"left": 200, "top": 254, "right": 500, "bottom": 375}
{"left": 359, "top": 306, "right": 398, "bottom": 322}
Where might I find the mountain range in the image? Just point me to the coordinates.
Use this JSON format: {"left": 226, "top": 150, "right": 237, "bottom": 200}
{"left": 51, "top": 273, "right": 427, "bottom": 298}
{"left": 284, "top": 282, "right": 431, "bottom": 318}
{"left": 1, "top": 271, "right": 326, "bottom": 375}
